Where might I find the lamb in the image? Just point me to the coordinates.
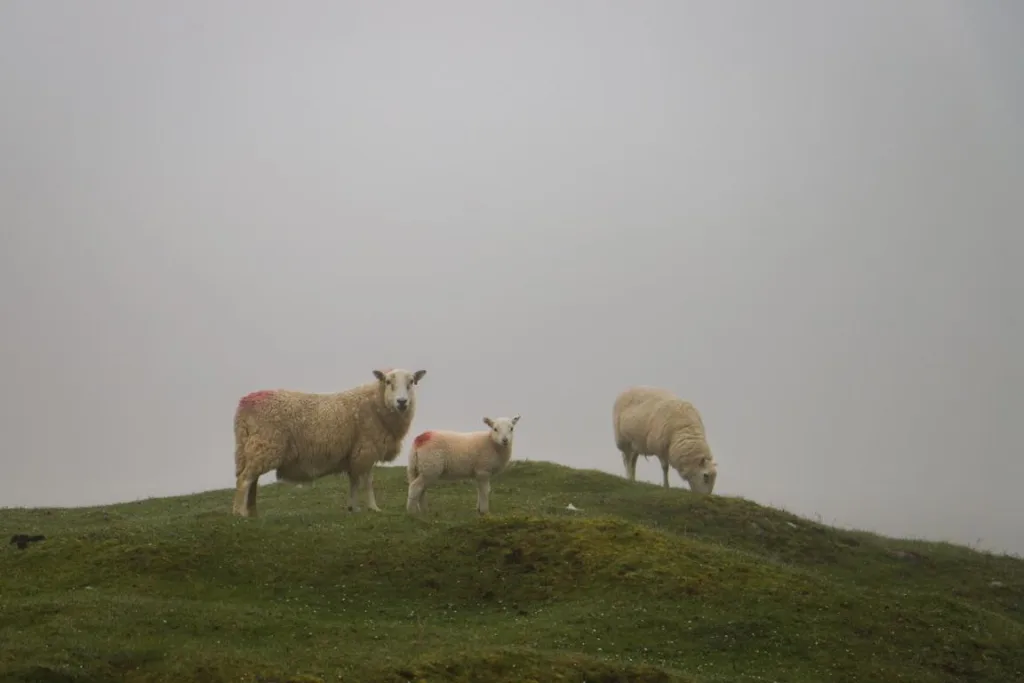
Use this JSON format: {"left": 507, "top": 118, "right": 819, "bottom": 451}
{"left": 612, "top": 386, "right": 717, "bottom": 494}
{"left": 232, "top": 367, "right": 427, "bottom": 517}
{"left": 406, "top": 414, "right": 521, "bottom": 515}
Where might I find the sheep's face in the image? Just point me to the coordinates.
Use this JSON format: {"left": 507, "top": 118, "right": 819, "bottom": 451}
{"left": 685, "top": 455, "right": 717, "bottom": 495}
{"left": 373, "top": 368, "right": 427, "bottom": 413}
{"left": 483, "top": 414, "right": 520, "bottom": 448}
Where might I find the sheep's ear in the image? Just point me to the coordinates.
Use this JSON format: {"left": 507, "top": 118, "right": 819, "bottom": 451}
{"left": 511, "top": 414, "right": 521, "bottom": 425}
{"left": 373, "top": 370, "right": 386, "bottom": 382}
{"left": 483, "top": 417, "right": 494, "bottom": 428}
{"left": 413, "top": 369, "right": 427, "bottom": 384}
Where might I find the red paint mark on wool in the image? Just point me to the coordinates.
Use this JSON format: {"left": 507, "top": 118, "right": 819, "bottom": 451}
{"left": 239, "top": 390, "right": 275, "bottom": 409}
{"left": 413, "top": 431, "right": 434, "bottom": 448}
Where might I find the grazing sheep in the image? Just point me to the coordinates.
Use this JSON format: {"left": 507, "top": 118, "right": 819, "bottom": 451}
{"left": 406, "top": 414, "right": 521, "bottom": 515}
{"left": 613, "top": 386, "right": 717, "bottom": 494}
{"left": 232, "top": 368, "right": 427, "bottom": 517}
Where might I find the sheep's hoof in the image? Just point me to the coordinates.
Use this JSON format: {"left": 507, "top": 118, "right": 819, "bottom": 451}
{"left": 368, "top": 505, "right": 382, "bottom": 513}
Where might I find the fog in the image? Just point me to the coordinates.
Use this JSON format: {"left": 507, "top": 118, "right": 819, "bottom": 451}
{"left": 1, "top": 1, "right": 1021, "bottom": 556}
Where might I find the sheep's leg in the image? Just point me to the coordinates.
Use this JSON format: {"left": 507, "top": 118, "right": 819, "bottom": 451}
{"left": 363, "top": 469, "right": 382, "bottom": 512}
{"left": 659, "top": 456, "right": 670, "bottom": 488}
{"left": 623, "top": 451, "right": 640, "bottom": 481}
{"left": 233, "top": 471, "right": 259, "bottom": 517}
{"left": 406, "top": 476, "right": 426, "bottom": 514}
{"left": 347, "top": 473, "right": 363, "bottom": 512}
{"left": 475, "top": 475, "right": 492, "bottom": 515}
{"left": 234, "top": 435, "right": 278, "bottom": 517}
{"left": 246, "top": 477, "right": 259, "bottom": 511}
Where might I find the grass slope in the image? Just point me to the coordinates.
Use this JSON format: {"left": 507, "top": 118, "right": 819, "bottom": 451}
{"left": 1, "top": 460, "right": 1022, "bottom": 683}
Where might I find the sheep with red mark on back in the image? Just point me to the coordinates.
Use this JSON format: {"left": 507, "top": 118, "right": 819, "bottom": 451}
{"left": 406, "top": 414, "right": 521, "bottom": 515}
{"left": 232, "top": 368, "right": 427, "bottom": 517}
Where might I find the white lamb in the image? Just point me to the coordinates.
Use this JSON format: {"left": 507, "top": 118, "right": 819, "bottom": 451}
{"left": 406, "top": 414, "right": 521, "bottom": 515}
{"left": 613, "top": 386, "right": 718, "bottom": 494}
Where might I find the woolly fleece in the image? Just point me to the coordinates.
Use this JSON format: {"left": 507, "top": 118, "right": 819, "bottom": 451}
{"left": 232, "top": 368, "right": 426, "bottom": 517}
{"left": 406, "top": 414, "right": 520, "bottom": 515}
{"left": 612, "top": 386, "right": 717, "bottom": 494}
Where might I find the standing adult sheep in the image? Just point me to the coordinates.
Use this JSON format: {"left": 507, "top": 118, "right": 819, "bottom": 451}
{"left": 406, "top": 414, "right": 521, "bottom": 515}
{"left": 232, "top": 368, "right": 427, "bottom": 517}
{"left": 612, "top": 386, "right": 717, "bottom": 494}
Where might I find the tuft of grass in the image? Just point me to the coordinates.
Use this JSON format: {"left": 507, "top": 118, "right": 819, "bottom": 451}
{"left": 2, "top": 460, "right": 1022, "bottom": 682}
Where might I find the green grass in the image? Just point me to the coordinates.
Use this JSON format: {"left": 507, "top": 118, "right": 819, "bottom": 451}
{"left": 2, "top": 459, "right": 1022, "bottom": 683}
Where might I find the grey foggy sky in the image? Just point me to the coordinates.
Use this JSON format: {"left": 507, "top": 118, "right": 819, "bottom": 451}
{"left": 1, "top": 1, "right": 1021, "bottom": 555}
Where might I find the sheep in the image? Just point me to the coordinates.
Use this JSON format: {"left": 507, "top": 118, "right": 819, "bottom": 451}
{"left": 232, "top": 367, "right": 427, "bottom": 517}
{"left": 406, "top": 414, "right": 521, "bottom": 515}
{"left": 612, "top": 386, "right": 717, "bottom": 494}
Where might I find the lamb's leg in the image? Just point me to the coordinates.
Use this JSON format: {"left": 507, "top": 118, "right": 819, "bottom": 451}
{"left": 347, "top": 472, "right": 363, "bottom": 512}
{"left": 475, "top": 475, "right": 492, "bottom": 515}
{"left": 363, "top": 469, "right": 382, "bottom": 512}
{"left": 659, "top": 456, "right": 670, "bottom": 488}
{"left": 406, "top": 476, "right": 425, "bottom": 514}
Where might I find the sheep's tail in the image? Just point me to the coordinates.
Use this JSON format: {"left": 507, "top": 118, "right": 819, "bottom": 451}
{"left": 407, "top": 446, "right": 419, "bottom": 483}
{"left": 233, "top": 389, "right": 278, "bottom": 477}
{"left": 408, "top": 431, "right": 435, "bottom": 482}
{"left": 233, "top": 408, "right": 252, "bottom": 478}
{"left": 234, "top": 428, "right": 248, "bottom": 478}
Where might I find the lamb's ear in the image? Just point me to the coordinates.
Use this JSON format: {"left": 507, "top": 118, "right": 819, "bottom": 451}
{"left": 483, "top": 417, "right": 494, "bottom": 428}
{"left": 413, "top": 369, "right": 427, "bottom": 384}
{"left": 511, "top": 414, "right": 521, "bottom": 425}
{"left": 373, "top": 370, "right": 386, "bottom": 382}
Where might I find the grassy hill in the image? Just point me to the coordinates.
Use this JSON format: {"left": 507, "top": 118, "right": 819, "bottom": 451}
{"left": 1, "top": 460, "right": 1022, "bottom": 683}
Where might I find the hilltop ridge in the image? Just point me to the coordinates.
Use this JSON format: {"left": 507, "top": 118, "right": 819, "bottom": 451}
{"left": 1, "top": 460, "right": 1022, "bottom": 682}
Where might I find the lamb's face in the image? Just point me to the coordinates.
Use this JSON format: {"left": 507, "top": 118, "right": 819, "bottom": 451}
{"left": 483, "top": 414, "right": 520, "bottom": 448}
{"left": 373, "top": 368, "right": 427, "bottom": 413}
{"left": 685, "top": 456, "right": 717, "bottom": 495}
